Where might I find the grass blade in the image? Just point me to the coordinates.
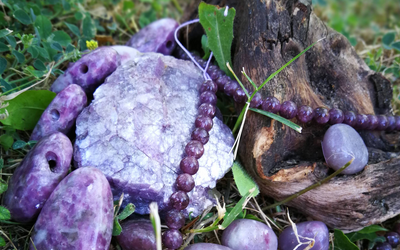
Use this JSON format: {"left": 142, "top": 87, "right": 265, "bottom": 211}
{"left": 249, "top": 108, "right": 302, "bottom": 133}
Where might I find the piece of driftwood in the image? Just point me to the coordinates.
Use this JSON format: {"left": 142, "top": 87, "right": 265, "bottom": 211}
{"left": 182, "top": 0, "right": 400, "bottom": 232}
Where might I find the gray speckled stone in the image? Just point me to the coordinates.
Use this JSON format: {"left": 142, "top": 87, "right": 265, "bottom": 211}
{"left": 74, "top": 53, "right": 234, "bottom": 216}
{"left": 4, "top": 132, "right": 72, "bottom": 222}
{"left": 30, "top": 167, "right": 114, "bottom": 250}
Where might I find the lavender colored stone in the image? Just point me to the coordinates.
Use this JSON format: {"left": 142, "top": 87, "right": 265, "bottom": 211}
{"left": 3, "top": 132, "right": 72, "bottom": 223}
{"left": 322, "top": 124, "right": 368, "bottom": 175}
{"left": 74, "top": 53, "right": 234, "bottom": 216}
{"left": 30, "top": 167, "right": 113, "bottom": 250}
{"left": 30, "top": 84, "right": 87, "bottom": 141}
{"left": 50, "top": 47, "right": 120, "bottom": 94}
{"left": 116, "top": 219, "right": 156, "bottom": 250}
{"left": 126, "top": 18, "right": 178, "bottom": 55}
{"left": 110, "top": 45, "right": 141, "bottom": 64}
{"left": 184, "top": 243, "right": 233, "bottom": 250}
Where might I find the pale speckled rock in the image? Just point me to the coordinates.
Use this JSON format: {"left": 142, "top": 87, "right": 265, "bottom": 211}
{"left": 30, "top": 84, "right": 87, "bottom": 141}
{"left": 74, "top": 53, "right": 234, "bottom": 216}
{"left": 126, "top": 18, "right": 178, "bottom": 55}
{"left": 111, "top": 46, "right": 141, "bottom": 64}
{"left": 30, "top": 167, "right": 114, "bottom": 250}
{"left": 4, "top": 132, "right": 72, "bottom": 222}
{"left": 50, "top": 47, "right": 120, "bottom": 94}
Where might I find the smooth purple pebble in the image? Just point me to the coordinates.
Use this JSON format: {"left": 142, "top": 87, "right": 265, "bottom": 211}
{"left": 116, "top": 219, "right": 156, "bottom": 250}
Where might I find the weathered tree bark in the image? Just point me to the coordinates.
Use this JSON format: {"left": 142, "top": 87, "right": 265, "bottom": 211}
{"left": 181, "top": 0, "right": 400, "bottom": 232}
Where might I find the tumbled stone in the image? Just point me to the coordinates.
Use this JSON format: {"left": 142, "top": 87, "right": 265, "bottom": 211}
{"left": 30, "top": 167, "right": 113, "bottom": 250}
{"left": 50, "top": 47, "right": 120, "bottom": 94}
{"left": 126, "top": 18, "right": 178, "bottom": 55}
{"left": 30, "top": 84, "right": 87, "bottom": 141}
{"left": 74, "top": 53, "right": 234, "bottom": 216}
{"left": 116, "top": 219, "right": 156, "bottom": 250}
{"left": 322, "top": 123, "right": 368, "bottom": 174}
{"left": 4, "top": 132, "right": 72, "bottom": 222}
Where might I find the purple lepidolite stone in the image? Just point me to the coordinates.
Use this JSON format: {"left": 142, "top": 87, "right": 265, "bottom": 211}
{"left": 74, "top": 53, "right": 234, "bottom": 216}
{"left": 50, "top": 47, "right": 121, "bottom": 94}
{"left": 30, "top": 84, "right": 87, "bottom": 141}
{"left": 30, "top": 167, "right": 114, "bottom": 250}
{"left": 126, "top": 18, "right": 178, "bottom": 55}
{"left": 4, "top": 132, "right": 72, "bottom": 222}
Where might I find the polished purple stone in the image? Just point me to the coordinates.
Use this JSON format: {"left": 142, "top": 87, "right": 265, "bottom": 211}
{"left": 223, "top": 80, "right": 240, "bottom": 97}
{"left": 216, "top": 75, "right": 230, "bottom": 91}
{"left": 374, "top": 242, "right": 393, "bottom": 250}
{"left": 297, "top": 105, "right": 314, "bottom": 123}
{"left": 184, "top": 243, "right": 233, "bottom": 250}
{"left": 165, "top": 210, "right": 185, "bottom": 229}
{"left": 376, "top": 115, "right": 388, "bottom": 130}
{"left": 207, "top": 65, "right": 222, "bottom": 81}
{"left": 249, "top": 92, "right": 262, "bottom": 108}
{"left": 176, "top": 173, "right": 195, "bottom": 192}
{"left": 30, "top": 167, "right": 114, "bottom": 250}
{"left": 367, "top": 115, "right": 378, "bottom": 130}
{"left": 116, "top": 219, "right": 156, "bottom": 250}
{"left": 200, "top": 91, "right": 217, "bottom": 105}
{"left": 280, "top": 101, "right": 298, "bottom": 119}
{"left": 261, "top": 96, "right": 281, "bottom": 114}
{"left": 314, "top": 107, "right": 330, "bottom": 124}
{"left": 191, "top": 128, "right": 209, "bottom": 145}
{"left": 169, "top": 191, "right": 190, "bottom": 211}
{"left": 4, "top": 133, "right": 72, "bottom": 223}
{"left": 195, "top": 115, "right": 213, "bottom": 131}
{"left": 199, "top": 80, "right": 218, "bottom": 94}
{"left": 356, "top": 114, "right": 369, "bottom": 129}
{"left": 386, "top": 232, "right": 400, "bottom": 247}
{"left": 395, "top": 116, "right": 400, "bottom": 130}
{"left": 185, "top": 140, "right": 204, "bottom": 159}
{"left": 387, "top": 116, "right": 396, "bottom": 131}
{"left": 162, "top": 229, "right": 183, "bottom": 249}
{"left": 328, "top": 108, "right": 344, "bottom": 124}
{"left": 198, "top": 103, "right": 216, "bottom": 118}
{"left": 233, "top": 88, "right": 247, "bottom": 103}
{"left": 180, "top": 156, "right": 199, "bottom": 175}
{"left": 343, "top": 111, "right": 357, "bottom": 127}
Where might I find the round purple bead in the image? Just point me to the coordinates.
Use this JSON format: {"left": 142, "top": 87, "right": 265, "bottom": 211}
{"left": 180, "top": 156, "right": 199, "bottom": 175}
{"left": 223, "top": 80, "right": 239, "bottom": 97}
{"left": 199, "top": 80, "right": 218, "bottom": 94}
{"left": 195, "top": 115, "right": 213, "bottom": 131}
{"left": 185, "top": 140, "right": 204, "bottom": 159}
{"left": 343, "top": 111, "right": 357, "bottom": 127}
{"left": 191, "top": 128, "right": 209, "bottom": 145}
{"left": 207, "top": 65, "right": 222, "bottom": 81}
{"left": 395, "top": 116, "right": 400, "bottom": 130}
{"left": 386, "top": 232, "right": 400, "bottom": 247}
{"left": 249, "top": 92, "right": 262, "bottom": 108}
{"left": 374, "top": 242, "right": 393, "bottom": 250}
{"left": 169, "top": 191, "right": 190, "bottom": 211}
{"left": 165, "top": 210, "right": 185, "bottom": 229}
{"left": 199, "top": 91, "right": 217, "bottom": 106}
{"left": 387, "top": 116, "right": 396, "bottom": 131}
{"left": 367, "top": 115, "right": 378, "bottom": 130}
{"left": 233, "top": 88, "right": 247, "bottom": 103}
{"left": 198, "top": 103, "right": 216, "bottom": 118}
{"left": 328, "top": 108, "right": 344, "bottom": 124}
{"left": 376, "top": 115, "right": 388, "bottom": 131}
{"left": 280, "top": 101, "right": 297, "bottom": 119}
{"left": 162, "top": 229, "right": 183, "bottom": 249}
{"left": 314, "top": 107, "right": 330, "bottom": 124}
{"left": 261, "top": 96, "right": 281, "bottom": 114}
{"left": 297, "top": 105, "right": 314, "bottom": 123}
{"left": 356, "top": 114, "right": 369, "bottom": 129}
{"left": 216, "top": 75, "right": 230, "bottom": 91}
{"left": 176, "top": 173, "right": 195, "bottom": 192}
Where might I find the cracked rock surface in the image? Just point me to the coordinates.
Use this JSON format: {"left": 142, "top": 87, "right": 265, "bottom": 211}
{"left": 74, "top": 53, "right": 234, "bottom": 215}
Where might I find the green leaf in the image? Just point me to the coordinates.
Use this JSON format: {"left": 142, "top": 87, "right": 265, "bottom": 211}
{"left": 0, "top": 29, "right": 12, "bottom": 39}
{"left": 0, "top": 158, "right": 3, "bottom": 170}
{"left": 50, "top": 42, "right": 63, "bottom": 51}
{"left": 0, "top": 90, "right": 56, "bottom": 130}
{"left": 66, "top": 44, "right": 75, "bottom": 54}
{"left": 117, "top": 203, "right": 135, "bottom": 221}
{"left": 25, "top": 66, "right": 45, "bottom": 78}
{"left": 12, "top": 140, "right": 26, "bottom": 149}
{"left": 334, "top": 229, "right": 359, "bottom": 250}
{"left": 82, "top": 14, "right": 96, "bottom": 39}
{"left": 355, "top": 225, "right": 388, "bottom": 234}
{"left": 392, "top": 41, "right": 400, "bottom": 52}
{"left": 33, "top": 59, "right": 46, "bottom": 71}
{"left": 0, "top": 180, "right": 6, "bottom": 195}
{"left": 34, "top": 15, "right": 52, "bottom": 40}
{"left": 62, "top": 0, "right": 71, "bottom": 11}
{"left": 123, "top": 1, "right": 135, "bottom": 10}
{"left": 201, "top": 35, "right": 211, "bottom": 59}
{"left": 112, "top": 218, "right": 122, "bottom": 236}
{"left": 199, "top": 3, "right": 235, "bottom": 76}
{"left": 74, "top": 12, "right": 84, "bottom": 20}
{"left": 35, "top": 46, "right": 50, "bottom": 61}
{"left": 5, "top": 36, "right": 16, "bottom": 49}
{"left": 12, "top": 50, "right": 25, "bottom": 63}
{"left": 30, "top": 8, "right": 36, "bottom": 22}
{"left": 0, "top": 42, "right": 8, "bottom": 52}
{"left": 345, "top": 232, "right": 379, "bottom": 242}
{"left": 249, "top": 108, "right": 302, "bottom": 133}
{"left": 52, "top": 31, "right": 71, "bottom": 47}
{"left": 65, "top": 22, "right": 81, "bottom": 38}
{"left": 232, "top": 161, "right": 259, "bottom": 197}
{"left": 0, "top": 206, "right": 11, "bottom": 220}
{"left": 0, "top": 57, "right": 7, "bottom": 75}
{"left": 382, "top": 32, "right": 395, "bottom": 49}
{"left": 13, "top": 9, "right": 32, "bottom": 25}
{"left": 0, "top": 236, "right": 5, "bottom": 247}
{"left": 0, "top": 134, "right": 13, "bottom": 151}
